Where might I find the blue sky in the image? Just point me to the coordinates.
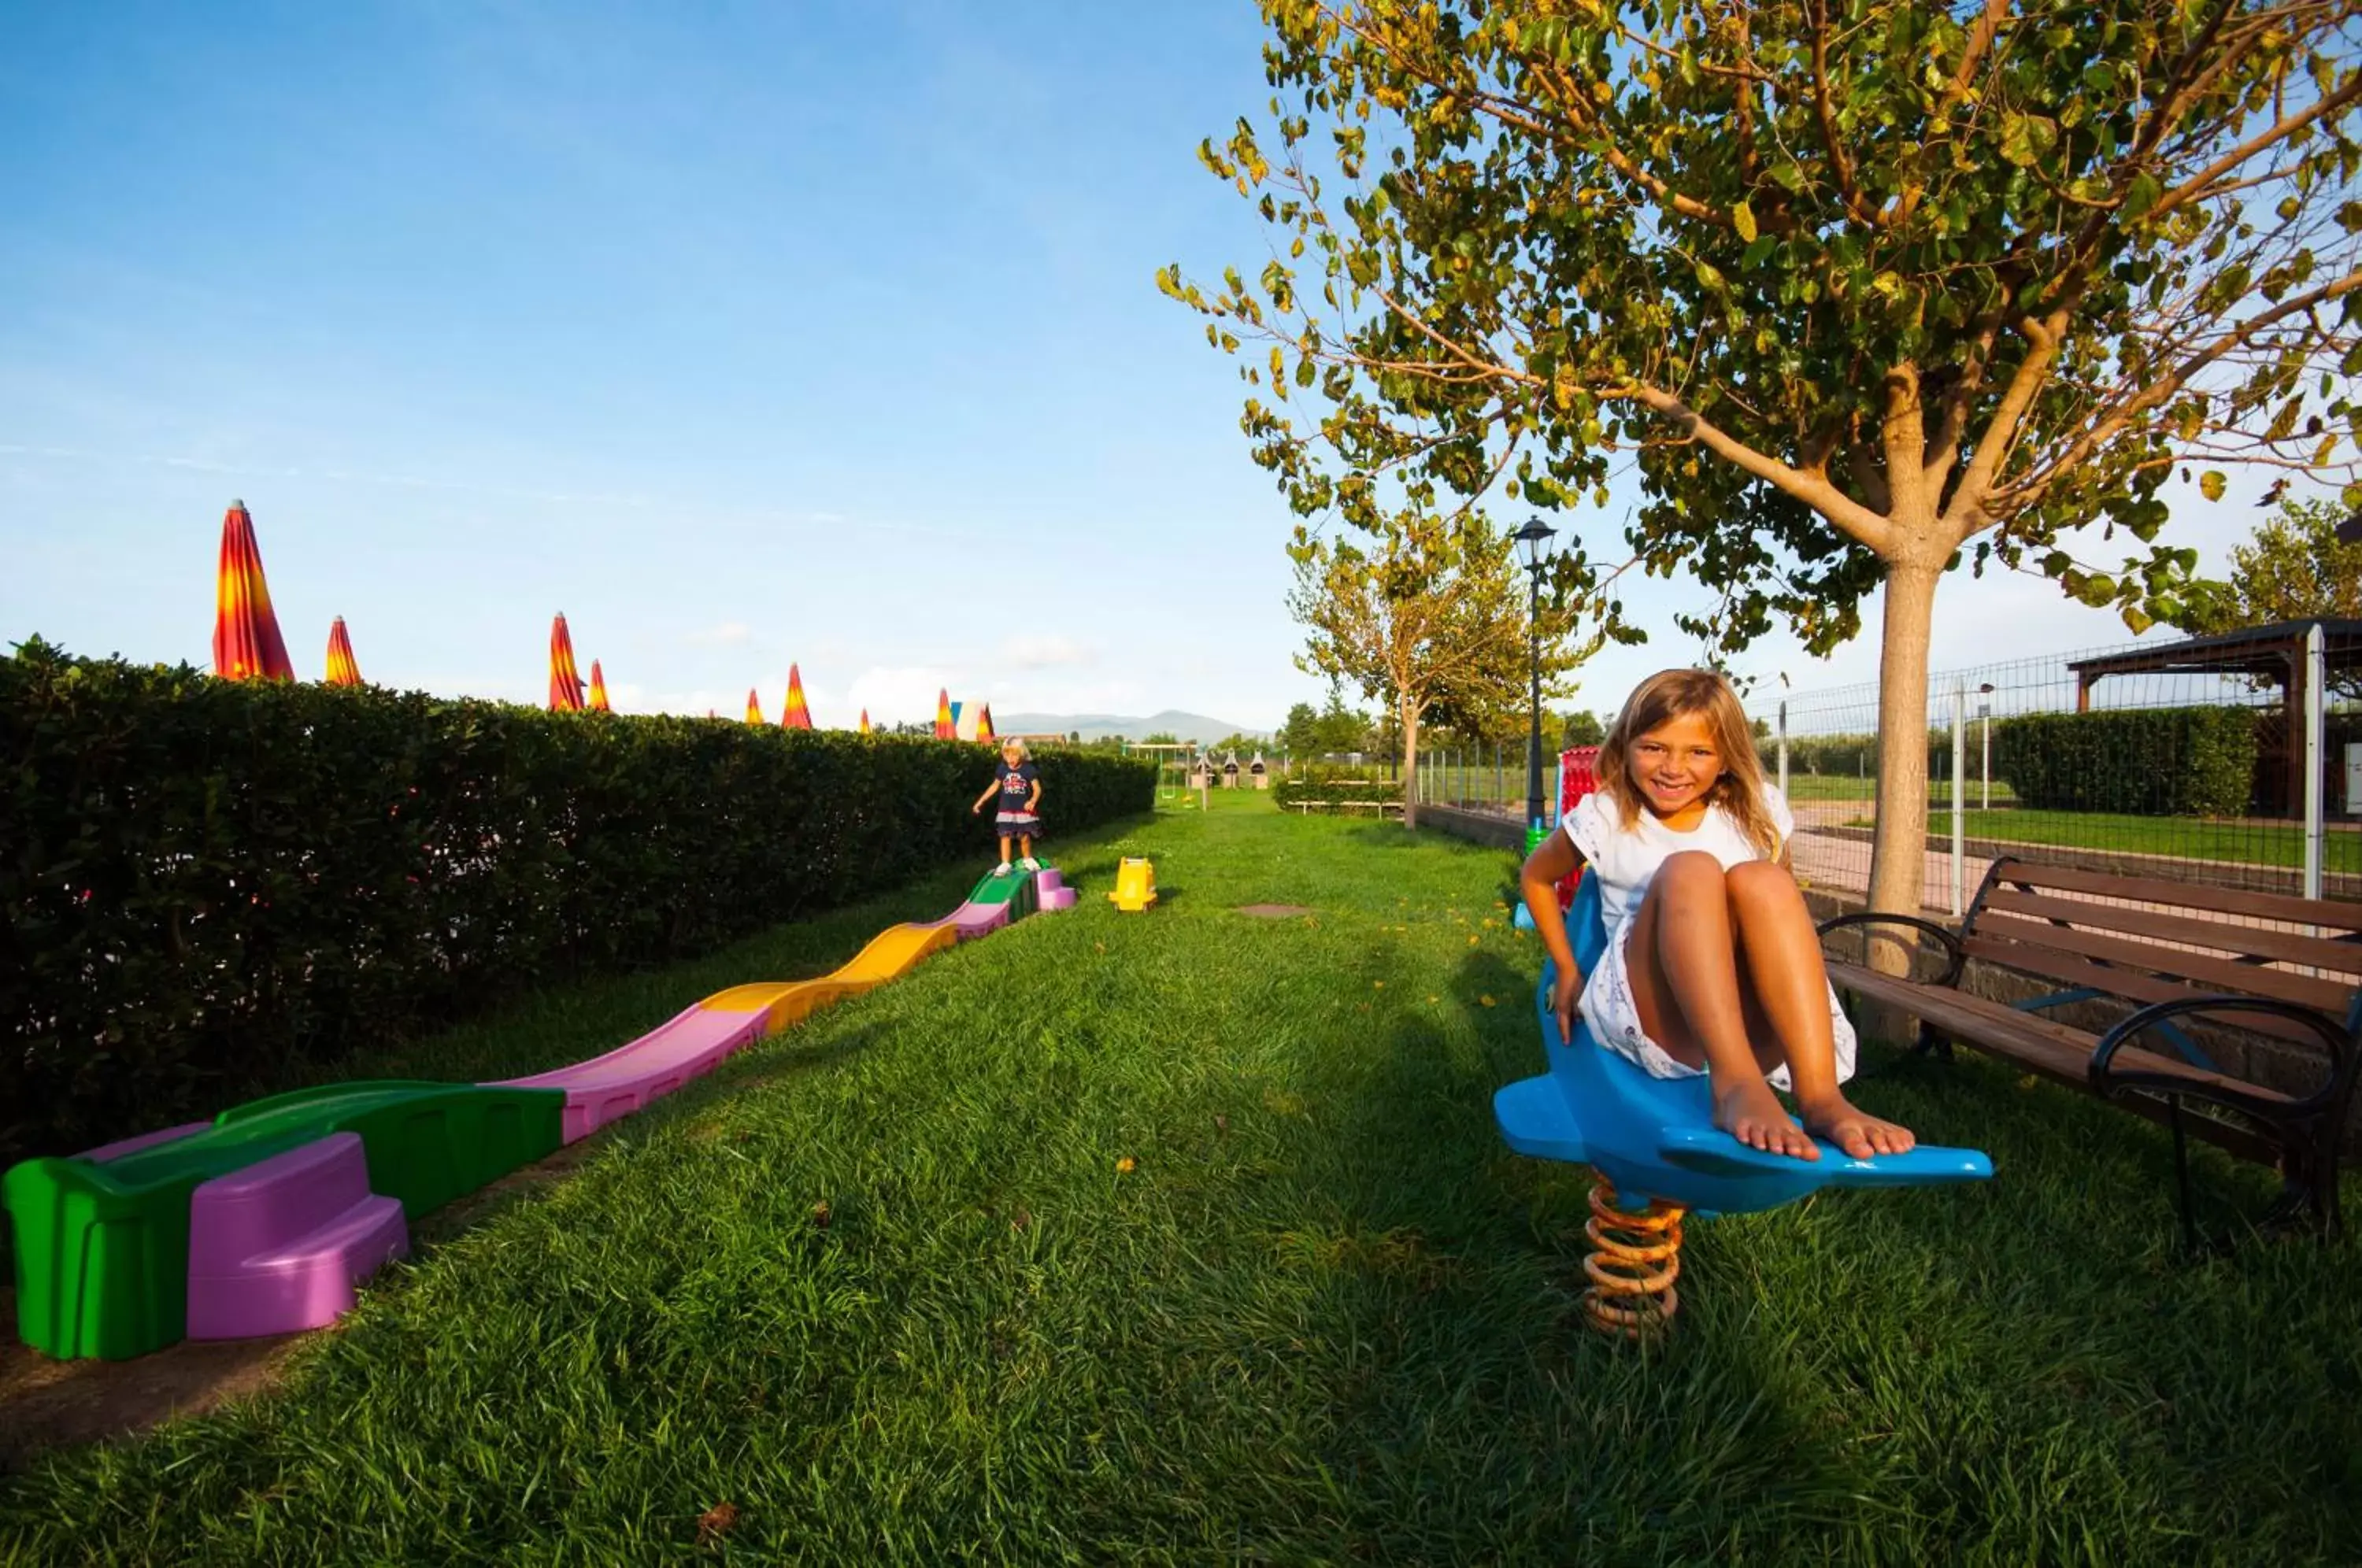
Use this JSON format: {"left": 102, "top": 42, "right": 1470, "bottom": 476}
{"left": 0, "top": 0, "right": 2301, "bottom": 731}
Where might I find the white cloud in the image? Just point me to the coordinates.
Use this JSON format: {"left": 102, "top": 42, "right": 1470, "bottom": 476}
{"left": 1001, "top": 633, "right": 1093, "bottom": 668}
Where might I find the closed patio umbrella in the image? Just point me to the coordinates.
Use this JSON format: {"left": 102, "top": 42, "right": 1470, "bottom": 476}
{"left": 746, "top": 688, "right": 764, "bottom": 724}
{"left": 212, "top": 500, "right": 294, "bottom": 682}
{"left": 934, "top": 689, "right": 955, "bottom": 739}
{"left": 587, "top": 660, "right": 612, "bottom": 712}
{"left": 781, "top": 663, "right": 813, "bottom": 730}
{"left": 324, "top": 617, "right": 361, "bottom": 686}
{"left": 549, "top": 614, "right": 587, "bottom": 711}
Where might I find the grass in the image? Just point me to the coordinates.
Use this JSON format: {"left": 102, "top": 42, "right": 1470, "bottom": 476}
{"left": 4, "top": 797, "right": 2360, "bottom": 1563}
{"left": 1844, "top": 808, "right": 2362, "bottom": 874}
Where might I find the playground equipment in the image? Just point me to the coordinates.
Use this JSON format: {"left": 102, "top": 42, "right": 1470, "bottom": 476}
{"left": 1494, "top": 875, "right": 1993, "bottom": 1339}
{"left": 1514, "top": 745, "right": 1601, "bottom": 930}
{"left": 1108, "top": 857, "right": 1157, "bottom": 912}
{"left": 6, "top": 864, "right": 1075, "bottom": 1361}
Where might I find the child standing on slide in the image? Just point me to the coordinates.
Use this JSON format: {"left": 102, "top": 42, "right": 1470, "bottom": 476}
{"left": 972, "top": 738, "right": 1044, "bottom": 877}
{"left": 1516, "top": 668, "right": 1914, "bottom": 1163}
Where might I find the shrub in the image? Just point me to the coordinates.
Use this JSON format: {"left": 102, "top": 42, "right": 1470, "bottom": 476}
{"left": 0, "top": 641, "right": 1153, "bottom": 1164}
{"left": 1991, "top": 706, "right": 2258, "bottom": 816}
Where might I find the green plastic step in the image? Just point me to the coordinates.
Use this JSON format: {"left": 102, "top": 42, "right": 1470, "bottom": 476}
{"left": 966, "top": 863, "right": 1052, "bottom": 913}
{"left": 5, "top": 1082, "right": 563, "bottom": 1361}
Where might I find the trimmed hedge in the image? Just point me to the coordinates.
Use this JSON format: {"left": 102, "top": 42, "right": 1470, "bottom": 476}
{"left": 0, "top": 642, "right": 1154, "bottom": 1164}
{"left": 1272, "top": 768, "right": 1401, "bottom": 812}
{"left": 1992, "top": 706, "right": 2258, "bottom": 816}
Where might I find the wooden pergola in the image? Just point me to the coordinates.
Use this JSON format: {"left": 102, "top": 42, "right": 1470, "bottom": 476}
{"left": 2066, "top": 618, "right": 2362, "bottom": 817}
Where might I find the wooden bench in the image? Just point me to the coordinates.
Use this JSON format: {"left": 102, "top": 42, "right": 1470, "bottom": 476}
{"left": 1817, "top": 856, "right": 2362, "bottom": 1240}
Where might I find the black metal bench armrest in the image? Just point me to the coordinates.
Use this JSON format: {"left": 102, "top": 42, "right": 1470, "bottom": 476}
{"left": 1815, "top": 912, "right": 1966, "bottom": 988}
{"left": 2090, "top": 994, "right": 2360, "bottom": 1126}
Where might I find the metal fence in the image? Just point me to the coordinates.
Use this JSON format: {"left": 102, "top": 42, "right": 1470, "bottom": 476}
{"left": 1410, "top": 625, "right": 2358, "bottom": 908}
{"left": 1757, "top": 624, "right": 2349, "bottom": 912}
{"left": 1412, "top": 742, "right": 1563, "bottom": 825}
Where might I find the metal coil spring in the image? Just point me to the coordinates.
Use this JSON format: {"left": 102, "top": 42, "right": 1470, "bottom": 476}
{"left": 1580, "top": 1181, "right": 1686, "bottom": 1340}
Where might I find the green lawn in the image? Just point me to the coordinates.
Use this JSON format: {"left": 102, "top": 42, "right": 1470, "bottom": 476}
{"left": 3, "top": 798, "right": 2358, "bottom": 1562}
{"left": 1863, "top": 808, "right": 2362, "bottom": 874}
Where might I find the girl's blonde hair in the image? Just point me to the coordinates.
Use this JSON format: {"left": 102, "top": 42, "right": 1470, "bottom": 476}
{"left": 1596, "top": 668, "right": 1780, "bottom": 858}
{"left": 1000, "top": 738, "right": 1029, "bottom": 760}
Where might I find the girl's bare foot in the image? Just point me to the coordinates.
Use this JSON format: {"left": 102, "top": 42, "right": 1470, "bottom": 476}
{"left": 1714, "top": 1078, "right": 1819, "bottom": 1161}
{"left": 1798, "top": 1094, "right": 1916, "bottom": 1159}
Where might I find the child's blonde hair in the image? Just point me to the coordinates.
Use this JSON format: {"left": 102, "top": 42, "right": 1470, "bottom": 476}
{"left": 1000, "top": 738, "right": 1029, "bottom": 760}
{"left": 1596, "top": 668, "right": 1780, "bottom": 858}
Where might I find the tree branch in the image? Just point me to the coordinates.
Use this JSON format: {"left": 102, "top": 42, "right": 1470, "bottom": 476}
{"left": 1613, "top": 382, "right": 1894, "bottom": 552}
{"left": 2151, "top": 75, "right": 2362, "bottom": 221}
{"left": 1994, "top": 269, "right": 2362, "bottom": 516}
{"left": 1946, "top": 314, "right": 2064, "bottom": 541}
{"left": 1809, "top": 0, "right": 1874, "bottom": 225}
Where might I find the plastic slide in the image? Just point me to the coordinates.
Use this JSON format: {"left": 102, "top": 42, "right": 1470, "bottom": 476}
{"left": 7, "top": 863, "right": 1072, "bottom": 1360}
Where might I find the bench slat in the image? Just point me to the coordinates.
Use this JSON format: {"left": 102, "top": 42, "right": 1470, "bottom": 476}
{"left": 1986, "top": 857, "right": 2362, "bottom": 931}
{"left": 1960, "top": 933, "right": 2339, "bottom": 1048}
{"left": 1968, "top": 912, "right": 2356, "bottom": 1015}
{"left": 1979, "top": 886, "right": 2362, "bottom": 976}
{"left": 1827, "top": 962, "right": 2286, "bottom": 1163}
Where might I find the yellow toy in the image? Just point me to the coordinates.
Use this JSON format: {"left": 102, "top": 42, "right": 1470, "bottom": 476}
{"left": 1108, "top": 857, "right": 1157, "bottom": 912}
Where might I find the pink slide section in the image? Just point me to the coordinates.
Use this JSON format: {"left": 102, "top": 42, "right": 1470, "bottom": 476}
{"left": 494, "top": 1001, "right": 770, "bottom": 1145}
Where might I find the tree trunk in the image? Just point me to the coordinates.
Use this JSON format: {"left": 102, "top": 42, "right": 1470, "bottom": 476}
{"left": 1864, "top": 552, "right": 1942, "bottom": 973}
{"left": 1399, "top": 696, "right": 1422, "bottom": 830}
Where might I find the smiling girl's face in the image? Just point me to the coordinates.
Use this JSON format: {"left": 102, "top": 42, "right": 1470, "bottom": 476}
{"left": 1624, "top": 709, "right": 1723, "bottom": 823}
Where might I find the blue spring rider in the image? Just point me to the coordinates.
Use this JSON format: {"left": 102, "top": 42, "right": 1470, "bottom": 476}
{"left": 1495, "top": 873, "right": 1994, "bottom": 1337}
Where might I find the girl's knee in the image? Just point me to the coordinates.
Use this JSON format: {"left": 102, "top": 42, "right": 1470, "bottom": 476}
{"left": 1660, "top": 849, "right": 1724, "bottom": 882}
{"left": 1725, "top": 860, "right": 1789, "bottom": 897}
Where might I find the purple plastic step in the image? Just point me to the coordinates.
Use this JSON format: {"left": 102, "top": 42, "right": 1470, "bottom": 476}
{"left": 1034, "top": 868, "right": 1078, "bottom": 911}
{"left": 186, "top": 1132, "right": 409, "bottom": 1341}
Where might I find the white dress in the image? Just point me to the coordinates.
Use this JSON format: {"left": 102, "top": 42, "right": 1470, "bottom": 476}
{"left": 1560, "top": 785, "right": 1857, "bottom": 1089}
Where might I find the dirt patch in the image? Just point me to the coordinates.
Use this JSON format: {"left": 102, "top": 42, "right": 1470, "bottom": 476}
{"left": 1234, "top": 904, "right": 1316, "bottom": 918}
{"left": 0, "top": 1292, "right": 302, "bottom": 1473}
{"left": 0, "top": 1137, "right": 603, "bottom": 1473}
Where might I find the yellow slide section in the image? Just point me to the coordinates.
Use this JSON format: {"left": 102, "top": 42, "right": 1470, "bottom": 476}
{"left": 699, "top": 922, "right": 957, "bottom": 1037}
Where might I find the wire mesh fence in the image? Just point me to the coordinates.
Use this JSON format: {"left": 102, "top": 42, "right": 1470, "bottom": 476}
{"left": 1753, "top": 623, "right": 2357, "bottom": 912}
{"left": 1412, "top": 743, "right": 1563, "bottom": 825}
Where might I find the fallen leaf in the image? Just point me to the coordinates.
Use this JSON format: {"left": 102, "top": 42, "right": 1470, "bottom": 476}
{"left": 1012, "top": 1207, "right": 1031, "bottom": 1230}
{"left": 1480, "top": 996, "right": 1497, "bottom": 1008}
{"left": 1427, "top": 994, "right": 1440, "bottom": 1004}
{"left": 1116, "top": 1156, "right": 1137, "bottom": 1174}
{"left": 698, "top": 1502, "right": 740, "bottom": 1544}
{"left": 1468, "top": 935, "right": 1481, "bottom": 947}
{"left": 1213, "top": 1115, "right": 1230, "bottom": 1132}
{"left": 811, "top": 1200, "right": 831, "bottom": 1229}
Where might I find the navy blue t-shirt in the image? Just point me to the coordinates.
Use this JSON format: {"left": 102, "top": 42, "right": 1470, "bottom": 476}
{"left": 995, "top": 761, "right": 1040, "bottom": 814}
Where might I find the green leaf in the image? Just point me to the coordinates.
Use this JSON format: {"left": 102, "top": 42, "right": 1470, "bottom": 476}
{"left": 2199, "top": 471, "right": 2227, "bottom": 502}
{"left": 1998, "top": 113, "right": 2059, "bottom": 169}
{"left": 1732, "top": 200, "right": 1757, "bottom": 244}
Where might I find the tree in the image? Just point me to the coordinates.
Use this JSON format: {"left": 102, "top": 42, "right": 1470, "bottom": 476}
{"left": 1290, "top": 506, "right": 1590, "bottom": 826}
{"left": 1560, "top": 709, "right": 1607, "bottom": 749}
{"left": 2188, "top": 496, "right": 2362, "bottom": 627}
{"left": 2185, "top": 494, "right": 2362, "bottom": 693}
{"left": 1279, "top": 701, "right": 1324, "bottom": 757}
{"left": 1165, "top": 0, "right": 2362, "bottom": 923}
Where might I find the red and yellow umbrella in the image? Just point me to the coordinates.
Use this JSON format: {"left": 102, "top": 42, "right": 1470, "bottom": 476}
{"left": 858, "top": 708, "right": 872, "bottom": 735}
{"left": 549, "top": 614, "right": 587, "bottom": 711}
{"left": 975, "top": 704, "right": 995, "bottom": 744}
{"left": 213, "top": 500, "right": 294, "bottom": 681}
{"left": 934, "top": 688, "right": 956, "bottom": 740}
{"left": 587, "top": 660, "right": 612, "bottom": 712}
{"left": 781, "top": 663, "right": 813, "bottom": 730}
{"left": 324, "top": 617, "right": 362, "bottom": 686}
{"left": 745, "top": 688, "right": 765, "bottom": 724}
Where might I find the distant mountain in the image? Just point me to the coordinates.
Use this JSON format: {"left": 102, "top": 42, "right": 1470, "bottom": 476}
{"left": 993, "top": 709, "right": 1268, "bottom": 745}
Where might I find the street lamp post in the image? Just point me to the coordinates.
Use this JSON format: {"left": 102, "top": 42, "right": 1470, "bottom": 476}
{"left": 1512, "top": 516, "right": 1558, "bottom": 844}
